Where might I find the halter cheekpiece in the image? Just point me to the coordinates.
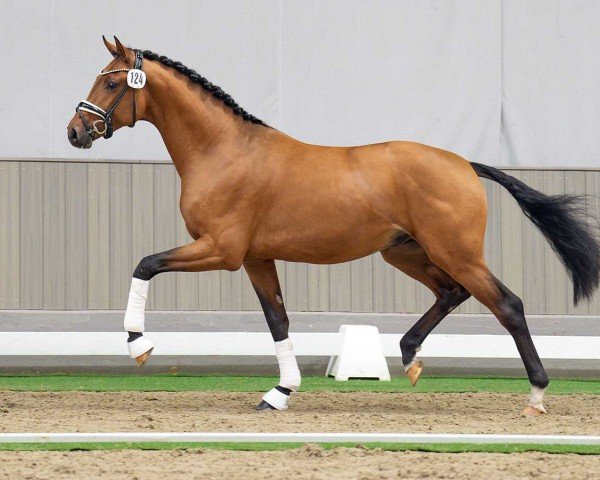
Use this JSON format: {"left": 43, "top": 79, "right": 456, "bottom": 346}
{"left": 76, "top": 49, "right": 143, "bottom": 139}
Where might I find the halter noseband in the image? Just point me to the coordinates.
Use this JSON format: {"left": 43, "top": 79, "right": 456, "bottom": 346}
{"left": 76, "top": 50, "right": 143, "bottom": 139}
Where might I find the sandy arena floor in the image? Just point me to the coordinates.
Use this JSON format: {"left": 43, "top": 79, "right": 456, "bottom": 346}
{"left": 0, "top": 391, "right": 598, "bottom": 434}
{"left": 0, "top": 446, "right": 599, "bottom": 480}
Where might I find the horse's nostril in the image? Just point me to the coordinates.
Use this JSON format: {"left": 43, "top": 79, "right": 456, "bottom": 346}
{"left": 70, "top": 128, "right": 78, "bottom": 142}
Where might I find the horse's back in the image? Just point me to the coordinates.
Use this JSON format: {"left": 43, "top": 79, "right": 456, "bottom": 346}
{"left": 247, "top": 138, "right": 487, "bottom": 264}
{"left": 336, "top": 140, "right": 488, "bottom": 232}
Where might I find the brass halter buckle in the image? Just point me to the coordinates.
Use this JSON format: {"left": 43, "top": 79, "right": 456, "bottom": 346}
{"left": 92, "top": 119, "right": 108, "bottom": 136}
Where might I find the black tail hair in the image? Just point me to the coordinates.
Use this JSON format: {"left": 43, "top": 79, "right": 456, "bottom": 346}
{"left": 471, "top": 162, "right": 600, "bottom": 304}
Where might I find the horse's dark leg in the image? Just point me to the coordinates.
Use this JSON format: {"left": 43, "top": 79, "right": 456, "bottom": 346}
{"left": 381, "top": 243, "right": 470, "bottom": 385}
{"left": 490, "top": 277, "right": 549, "bottom": 414}
{"left": 124, "top": 237, "right": 244, "bottom": 366}
{"left": 244, "top": 260, "right": 301, "bottom": 411}
{"left": 430, "top": 256, "right": 549, "bottom": 415}
{"left": 475, "top": 274, "right": 549, "bottom": 415}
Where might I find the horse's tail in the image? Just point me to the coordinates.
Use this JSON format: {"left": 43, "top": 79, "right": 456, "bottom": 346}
{"left": 471, "top": 162, "right": 600, "bottom": 304}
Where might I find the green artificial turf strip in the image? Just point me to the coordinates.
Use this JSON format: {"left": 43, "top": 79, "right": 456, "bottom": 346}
{"left": 0, "top": 375, "right": 599, "bottom": 394}
{"left": 0, "top": 442, "right": 598, "bottom": 454}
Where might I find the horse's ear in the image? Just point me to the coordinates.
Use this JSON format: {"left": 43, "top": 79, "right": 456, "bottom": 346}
{"left": 102, "top": 35, "right": 119, "bottom": 58}
{"left": 113, "top": 36, "right": 128, "bottom": 59}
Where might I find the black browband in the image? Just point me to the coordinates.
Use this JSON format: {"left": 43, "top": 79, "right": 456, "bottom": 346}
{"left": 76, "top": 49, "right": 143, "bottom": 139}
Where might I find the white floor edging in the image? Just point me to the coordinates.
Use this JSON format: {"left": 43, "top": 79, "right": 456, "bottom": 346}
{"left": 1, "top": 432, "right": 599, "bottom": 445}
{"left": 0, "top": 332, "right": 598, "bottom": 360}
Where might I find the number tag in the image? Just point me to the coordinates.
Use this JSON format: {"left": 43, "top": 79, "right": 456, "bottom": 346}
{"left": 127, "top": 69, "right": 146, "bottom": 89}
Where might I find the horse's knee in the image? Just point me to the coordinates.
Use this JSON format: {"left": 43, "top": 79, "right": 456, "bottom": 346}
{"left": 133, "top": 253, "right": 168, "bottom": 280}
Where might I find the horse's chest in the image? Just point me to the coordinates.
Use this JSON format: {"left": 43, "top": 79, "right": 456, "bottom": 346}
{"left": 178, "top": 194, "right": 212, "bottom": 237}
{"left": 178, "top": 188, "right": 243, "bottom": 239}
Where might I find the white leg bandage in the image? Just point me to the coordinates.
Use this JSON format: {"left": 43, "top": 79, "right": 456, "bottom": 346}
{"left": 261, "top": 338, "right": 302, "bottom": 410}
{"left": 262, "top": 388, "right": 291, "bottom": 410}
{"left": 274, "top": 338, "right": 301, "bottom": 391}
{"left": 528, "top": 385, "right": 547, "bottom": 413}
{"left": 127, "top": 335, "right": 155, "bottom": 359}
{"left": 123, "top": 278, "right": 149, "bottom": 332}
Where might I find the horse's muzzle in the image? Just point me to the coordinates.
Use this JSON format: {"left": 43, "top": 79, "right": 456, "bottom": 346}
{"left": 68, "top": 124, "right": 93, "bottom": 149}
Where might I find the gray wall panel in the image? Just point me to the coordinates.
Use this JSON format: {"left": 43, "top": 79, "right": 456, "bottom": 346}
{"left": 65, "top": 164, "right": 88, "bottom": 309}
{"left": 307, "top": 264, "right": 330, "bottom": 312}
{"left": 153, "top": 166, "right": 178, "bottom": 311}
{"left": 329, "top": 263, "right": 351, "bottom": 312}
{"left": 395, "top": 263, "right": 416, "bottom": 314}
{"left": 42, "top": 163, "right": 66, "bottom": 309}
{"left": 352, "top": 256, "right": 373, "bottom": 313}
{"left": 0, "top": 163, "right": 20, "bottom": 309}
{"left": 132, "top": 165, "right": 155, "bottom": 309}
{"left": 109, "top": 164, "right": 132, "bottom": 310}
{"left": 20, "top": 163, "right": 43, "bottom": 309}
{"left": 499, "top": 170, "right": 524, "bottom": 299}
{"left": 522, "top": 171, "right": 546, "bottom": 314}
{"left": 1, "top": 160, "right": 599, "bottom": 316}
{"left": 87, "top": 164, "right": 110, "bottom": 309}
{"left": 372, "top": 254, "right": 395, "bottom": 314}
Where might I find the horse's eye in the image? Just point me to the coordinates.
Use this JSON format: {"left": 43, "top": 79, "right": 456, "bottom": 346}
{"left": 107, "top": 80, "right": 118, "bottom": 90}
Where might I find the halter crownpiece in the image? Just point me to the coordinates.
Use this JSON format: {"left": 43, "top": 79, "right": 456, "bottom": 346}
{"left": 76, "top": 49, "right": 144, "bottom": 139}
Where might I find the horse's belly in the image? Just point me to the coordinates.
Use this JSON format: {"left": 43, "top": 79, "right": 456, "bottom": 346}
{"left": 247, "top": 218, "right": 397, "bottom": 264}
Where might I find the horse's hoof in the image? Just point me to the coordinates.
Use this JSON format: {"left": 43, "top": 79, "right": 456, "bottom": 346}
{"left": 406, "top": 360, "right": 423, "bottom": 386}
{"left": 256, "top": 400, "right": 276, "bottom": 411}
{"left": 135, "top": 348, "right": 153, "bottom": 367}
{"left": 522, "top": 405, "right": 547, "bottom": 416}
{"left": 128, "top": 336, "right": 154, "bottom": 367}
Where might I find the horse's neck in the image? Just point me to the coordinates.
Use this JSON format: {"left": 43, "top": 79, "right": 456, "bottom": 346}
{"left": 144, "top": 67, "right": 264, "bottom": 176}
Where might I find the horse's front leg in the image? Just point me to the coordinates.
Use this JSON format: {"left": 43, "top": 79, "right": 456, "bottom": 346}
{"left": 124, "top": 235, "right": 244, "bottom": 365}
{"left": 244, "top": 260, "right": 301, "bottom": 411}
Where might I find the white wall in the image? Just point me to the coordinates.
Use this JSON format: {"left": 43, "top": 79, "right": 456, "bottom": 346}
{"left": 0, "top": 0, "right": 598, "bottom": 167}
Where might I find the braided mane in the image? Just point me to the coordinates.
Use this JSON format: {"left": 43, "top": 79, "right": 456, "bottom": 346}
{"left": 141, "top": 50, "right": 266, "bottom": 126}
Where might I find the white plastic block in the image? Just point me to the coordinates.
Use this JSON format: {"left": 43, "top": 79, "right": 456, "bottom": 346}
{"left": 326, "top": 325, "right": 390, "bottom": 381}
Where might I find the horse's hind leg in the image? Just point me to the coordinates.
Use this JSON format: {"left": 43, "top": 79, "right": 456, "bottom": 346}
{"left": 244, "top": 260, "right": 301, "bottom": 411}
{"left": 381, "top": 242, "right": 470, "bottom": 385}
{"left": 400, "top": 161, "right": 547, "bottom": 413}
{"left": 428, "top": 252, "right": 549, "bottom": 415}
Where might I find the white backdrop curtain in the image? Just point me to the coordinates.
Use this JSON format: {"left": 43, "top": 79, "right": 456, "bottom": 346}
{"left": 0, "top": 0, "right": 598, "bottom": 167}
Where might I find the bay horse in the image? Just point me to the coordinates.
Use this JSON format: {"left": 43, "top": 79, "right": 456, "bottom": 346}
{"left": 67, "top": 37, "right": 600, "bottom": 414}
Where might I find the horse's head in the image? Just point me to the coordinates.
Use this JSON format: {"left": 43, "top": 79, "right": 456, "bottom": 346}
{"left": 67, "top": 36, "right": 147, "bottom": 149}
